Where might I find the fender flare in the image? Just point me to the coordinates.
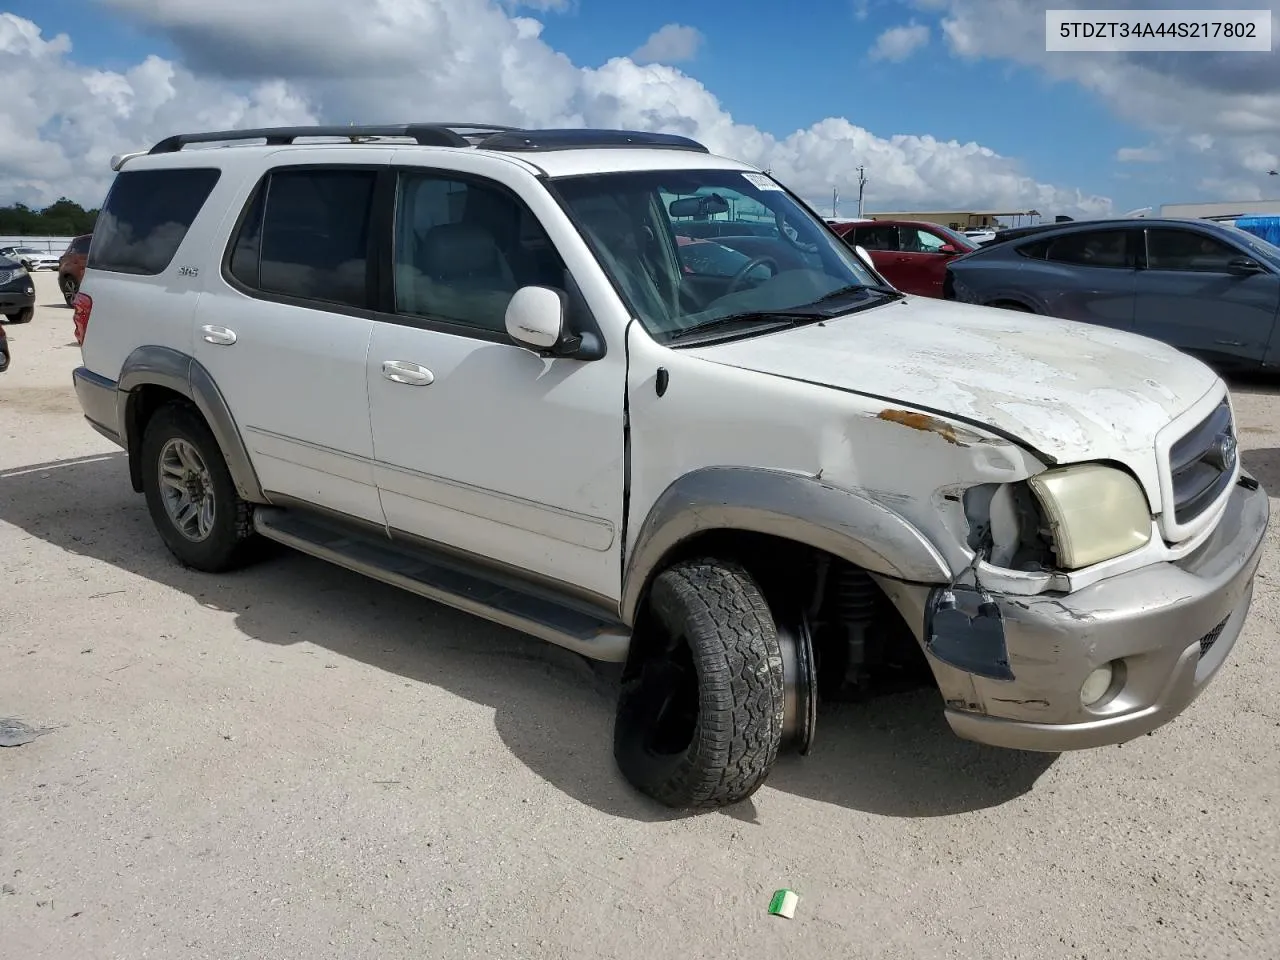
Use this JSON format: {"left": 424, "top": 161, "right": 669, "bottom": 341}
{"left": 620, "top": 466, "right": 952, "bottom": 625}
{"left": 116, "top": 345, "right": 267, "bottom": 503}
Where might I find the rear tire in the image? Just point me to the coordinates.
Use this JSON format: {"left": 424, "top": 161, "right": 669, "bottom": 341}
{"left": 140, "top": 404, "right": 257, "bottom": 572}
{"left": 614, "top": 559, "right": 786, "bottom": 809}
{"left": 60, "top": 274, "right": 79, "bottom": 305}
{"left": 4, "top": 307, "right": 33, "bottom": 323}
{"left": 988, "top": 300, "right": 1032, "bottom": 312}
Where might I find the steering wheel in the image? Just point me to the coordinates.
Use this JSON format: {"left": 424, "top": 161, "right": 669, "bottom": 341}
{"left": 725, "top": 256, "right": 779, "bottom": 295}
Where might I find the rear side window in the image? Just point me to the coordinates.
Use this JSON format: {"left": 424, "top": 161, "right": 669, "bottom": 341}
{"left": 855, "top": 224, "right": 899, "bottom": 251}
{"left": 89, "top": 168, "right": 220, "bottom": 275}
{"left": 69, "top": 236, "right": 91, "bottom": 255}
{"left": 1043, "top": 229, "right": 1129, "bottom": 268}
{"left": 227, "top": 167, "right": 376, "bottom": 309}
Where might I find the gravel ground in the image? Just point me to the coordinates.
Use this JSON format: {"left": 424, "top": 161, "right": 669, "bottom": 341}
{"left": 2, "top": 271, "right": 1278, "bottom": 959}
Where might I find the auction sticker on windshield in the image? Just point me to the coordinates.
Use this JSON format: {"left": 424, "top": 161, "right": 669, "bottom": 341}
{"left": 742, "top": 172, "right": 783, "bottom": 191}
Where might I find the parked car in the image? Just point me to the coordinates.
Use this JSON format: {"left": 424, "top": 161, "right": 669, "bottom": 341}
{"left": 0, "top": 254, "right": 34, "bottom": 323}
{"left": 963, "top": 228, "right": 997, "bottom": 245}
{"left": 943, "top": 217, "right": 1280, "bottom": 372}
{"left": 58, "top": 233, "right": 92, "bottom": 304}
{"left": 72, "top": 123, "right": 1267, "bottom": 810}
{"left": 829, "top": 219, "right": 977, "bottom": 297}
{"left": 0, "top": 245, "right": 59, "bottom": 271}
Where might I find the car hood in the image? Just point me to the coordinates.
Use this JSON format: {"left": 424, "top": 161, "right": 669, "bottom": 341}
{"left": 689, "top": 295, "right": 1222, "bottom": 466}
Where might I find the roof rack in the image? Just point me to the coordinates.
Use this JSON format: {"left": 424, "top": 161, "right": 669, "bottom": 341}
{"left": 147, "top": 123, "right": 521, "bottom": 154}
{"left": 146, "top": 123, "right": 710, "bottom": 156}
{"left": 476, "top": 128, "right": 710, "bottom": 154}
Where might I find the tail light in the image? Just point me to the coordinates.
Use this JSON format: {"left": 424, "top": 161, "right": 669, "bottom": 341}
{"left": 72, "top": 292, "right": 93, "bottom": 345}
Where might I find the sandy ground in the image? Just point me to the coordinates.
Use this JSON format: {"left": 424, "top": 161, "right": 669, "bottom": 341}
{"left": 2, "top": 271, "right": 1278, "bottom": 959}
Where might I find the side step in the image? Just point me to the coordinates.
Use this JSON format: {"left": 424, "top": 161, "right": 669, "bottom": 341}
{"left": 252, "top": 507, "right": 631, "bottom": 662}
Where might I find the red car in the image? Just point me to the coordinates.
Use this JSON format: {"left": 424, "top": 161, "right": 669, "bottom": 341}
{"left": 58, "top": 233, "right": 92, "bottom": 305}
{"left": 830, "top": 219, "right": 976, "bottom": 298}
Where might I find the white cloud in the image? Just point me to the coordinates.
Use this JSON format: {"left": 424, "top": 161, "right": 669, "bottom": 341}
{"left": 926, "top": 0, "right": 1280, "bottom": 200}
{"left": 630, "top": 23, "right": 704, "bottom": 65}
{"left": 0, "top": 3, "right": 1110, "bottom": 219}
{"left": 1115, "top": 145, "right": 1162, "bottom": 163}
{"left": 869, "top": 22, "right": 930, "bottom": 62}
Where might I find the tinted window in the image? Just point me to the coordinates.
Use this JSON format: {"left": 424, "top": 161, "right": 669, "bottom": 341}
{"left": 1145, "top": 229, "right": 1241, "bottom": 272}
{"left": 855, "top": 224, "right": 899, "bottom": 251}
{"left": 229, "top": 168, "right": 376, "bottom": 308}
{"left": 69, "top": 236, "right": 91, "bottom": 255}
{"left": 1015, "top": 239, "right": 1051, "bottom": 259}
{"left": 90, "top": 168, "right": 220, "bottom": 275}
{"left": 393, "top": 172, "right": 567, "bottom": 332}
{"left": 1043, "top": 230, "right": 1129, "bottom": 268}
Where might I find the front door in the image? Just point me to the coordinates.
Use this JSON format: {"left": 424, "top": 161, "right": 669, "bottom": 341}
{"left": 1134, "top": 226, "right": 1280, "bottom": 368}
{"left": 194, "top": 158, "right": 386, "bottom": 525}
{"left": 893, "top": 224, "right": 956, "bottom": 297}
{"left": 364, "top": 165, "right": 627, "bottom": 603}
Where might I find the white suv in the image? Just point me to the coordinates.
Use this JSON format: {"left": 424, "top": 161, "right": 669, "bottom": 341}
{"left": 72, "top": 123, "right": 1269, "bottom": 809}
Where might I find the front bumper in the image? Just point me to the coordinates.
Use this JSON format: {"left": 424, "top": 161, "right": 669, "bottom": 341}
{"left": 876, "top": 473, "right": 1269, "bottom": 752}
{"left": 0, "top": 285, "right": 35, "bottom": 312}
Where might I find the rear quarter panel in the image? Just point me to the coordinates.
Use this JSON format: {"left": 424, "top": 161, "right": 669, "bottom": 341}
{"left": 79, "top": 160, "right": 257, "bottom": 381}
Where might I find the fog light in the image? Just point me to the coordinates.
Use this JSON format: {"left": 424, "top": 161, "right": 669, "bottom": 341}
{"left": 1080, "top": 663, "right": 1114, "bottom": 706}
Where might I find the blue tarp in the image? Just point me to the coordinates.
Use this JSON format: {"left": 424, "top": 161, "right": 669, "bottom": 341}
{"left": 1234, "top": 215, "right": 1280, "bottom": 247}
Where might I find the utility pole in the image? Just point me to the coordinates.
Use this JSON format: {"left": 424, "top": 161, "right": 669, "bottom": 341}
{"left": 832, "top": 187, "right": 839, "bottom": 218}
{"left": 856, "top": 165, "right": 868, "bottom": 218}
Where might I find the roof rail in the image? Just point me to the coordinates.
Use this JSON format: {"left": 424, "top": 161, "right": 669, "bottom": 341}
{"left": 477, "top": 128, "right": 710, "bottom": 154}
{"left": 147, "top": 123, "right": 520, "bottom": 154}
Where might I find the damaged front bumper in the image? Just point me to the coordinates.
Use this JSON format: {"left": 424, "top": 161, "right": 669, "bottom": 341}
{"left": 875, "top": 472, "right": 1269, "bottom": 752}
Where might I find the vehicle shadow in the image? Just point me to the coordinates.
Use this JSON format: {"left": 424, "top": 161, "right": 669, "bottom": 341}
{"left": 0, "top": 452, "right": 1055, "bottom": 822}
{"left": 1242, "top": 448, "right": 1280, "bottom": 492}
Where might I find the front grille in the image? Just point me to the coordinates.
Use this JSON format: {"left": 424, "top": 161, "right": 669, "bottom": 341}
{"left": 1198, "top": 615, "right": 1230, "bottom": 659}
{"left": 1168, "top": 400, "right": 1236, "bottom": 526}
{"left": 0, "top": 268, "right": 19, "bottom": 286}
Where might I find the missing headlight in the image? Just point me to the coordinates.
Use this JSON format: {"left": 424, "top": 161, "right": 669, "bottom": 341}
{"left": 963, "top": 481, "right": 1055, "bottom": 572}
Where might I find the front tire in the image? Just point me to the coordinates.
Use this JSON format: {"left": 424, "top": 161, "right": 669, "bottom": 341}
{"left": 140, "top": 404, "right": 256, "bottom": 572}
{"left": 60, "top": 274, "right": 79, "bottom": 305}
{"left": 614, "top": 559, "right": 786, "bottom": 809}
{"left": 4, "top": 307, "right": 33, "bottom": 323}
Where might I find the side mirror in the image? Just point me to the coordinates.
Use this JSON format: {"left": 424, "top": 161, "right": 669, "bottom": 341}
{"left": 1227, "top": 256, "right": 1264, "bottom": 275}
{"left": 938, "top": 243, "right": 959, "bottom": 255}
{"left": 506, "top": 285, "right": 567, "bottom": 351}
{"left": 504, "top": 285, "right": 604, "bottom": 360}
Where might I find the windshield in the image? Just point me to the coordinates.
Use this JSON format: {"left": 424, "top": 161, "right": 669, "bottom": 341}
{"left": 550, "top": 168, "right": 887, "bottom": 343}
{"left": 1223, "top": 223, "right": 1280, "bottom": 269}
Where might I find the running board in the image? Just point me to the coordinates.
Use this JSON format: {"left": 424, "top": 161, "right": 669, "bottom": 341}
{"left": 252, "top": 507, "right": 631, "bottom": 662}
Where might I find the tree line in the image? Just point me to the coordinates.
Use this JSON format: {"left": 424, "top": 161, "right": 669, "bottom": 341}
{"left": 0, "top": 198, "right": 98, "bottom": 236}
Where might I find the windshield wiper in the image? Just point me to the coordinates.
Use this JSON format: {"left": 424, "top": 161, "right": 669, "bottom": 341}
{"left": 808, "top": 283, "right": 903, "bottom": 305}
{"left": 667, "top": 310, "right": 822, "bottom": 342}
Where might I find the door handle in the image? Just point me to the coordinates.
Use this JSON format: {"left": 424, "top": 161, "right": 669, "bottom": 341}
{"left": 382, "top": 360, "right": 434, "bottom": 386}
{"left": 200, "top": 324, "right": 237, "bottom": 346}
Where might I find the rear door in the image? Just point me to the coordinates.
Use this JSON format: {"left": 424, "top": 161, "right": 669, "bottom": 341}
{"left": 193, "top": 157, "right": 386, "bottom": 525}
{"left": 1133, "top": 226, "right": 1280, "bottom": 368}
{"left": 1026, "top": 227, "right": 1139, "bottom": 330}
{"left": 850, "top": 223, "right": 904, "bottom": 288}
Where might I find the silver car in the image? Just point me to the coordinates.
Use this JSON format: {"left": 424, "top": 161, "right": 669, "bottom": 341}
{"left": 943, "top": 217, "right": 1280, "bottom": 372}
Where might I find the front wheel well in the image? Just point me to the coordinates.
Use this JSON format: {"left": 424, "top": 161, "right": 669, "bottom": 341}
{"left": 630, "top": 530, "right": 933, "bottom": 702}
{"left": 124, "top": 384, "right": 201, "bottom": 492}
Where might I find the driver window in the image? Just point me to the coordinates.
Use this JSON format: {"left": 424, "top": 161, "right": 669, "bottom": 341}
{"left": 901, "top": 227, "right": 947, "bottom": 253}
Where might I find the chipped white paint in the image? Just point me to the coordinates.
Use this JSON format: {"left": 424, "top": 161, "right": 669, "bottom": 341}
{"left": 691, "top": 294, "right": 1226, "bottom": 512}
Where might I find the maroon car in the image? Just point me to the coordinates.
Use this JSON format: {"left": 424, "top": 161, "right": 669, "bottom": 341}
{"left": 58, "top": 233, "right": 92, "bottom": 305}
{"left": 830, "top": 219, "right": 975, "bottom": 298}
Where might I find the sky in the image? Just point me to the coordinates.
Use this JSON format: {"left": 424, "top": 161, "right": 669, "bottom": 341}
{"left": 1, "top": 0, "right": 1278, "bottom": 221}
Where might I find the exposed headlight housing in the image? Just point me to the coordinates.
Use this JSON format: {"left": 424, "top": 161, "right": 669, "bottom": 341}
{"left": 1027, "top": 463, "right": 1152, "bottom": 570}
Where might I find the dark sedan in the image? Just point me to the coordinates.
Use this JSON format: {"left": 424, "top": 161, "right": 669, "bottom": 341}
{"left": 0, "top": 255, "right": 35, "bottom": 324}
{"left": 943, "top": 217, "right": 1280, "bottom": 372}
